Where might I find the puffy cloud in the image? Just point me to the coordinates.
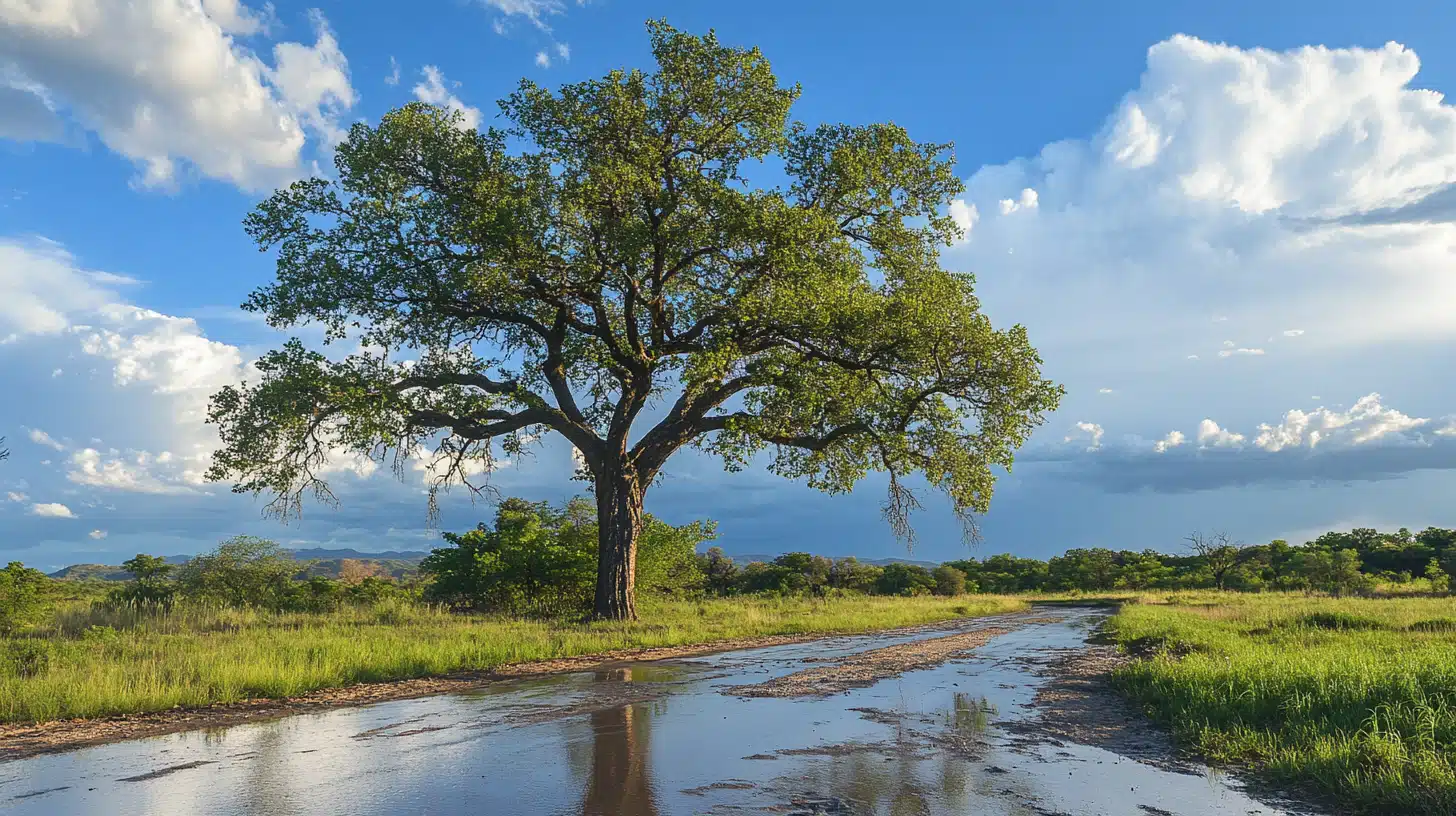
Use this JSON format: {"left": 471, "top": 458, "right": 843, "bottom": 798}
{"left": 385, "top": 56, "right": 401, "bottom": 86}
{"left": 6, "top": 491, "right": 26, "bottom": 503}
{"left": 997, "top": 188, "right": 1038, "bottom": 215}
{"left": 1153, "top": 430, "right": 1185, "bottom": 453}
{"left": 1039, "top": 394, "right": 1456, "bottom": 493}
{"left": 953, "top": 35, "right": 1456, "bottom": 355}
{"left": 0, "top": 1, "right": 357, "bottom": 190}
{"left": 948, "top": 199, "right": 978, "bottom": 242}
{"left": 412, "top": 66, "right": 482, "bottom": 131}
{"left": 199, "top": 0, "right": 272, "bottom": 36}
{"left": 88, "top": 529, "right": 107, "bottom": 540}
{"left": 1283, "top": 329, "right": 1305, "bottom": 337}
{"left": 1197, "top": 419, "right": 1245, "bottom": 448}
{"left": 31, "top": 502, "right": 75, "bottom": 518}
{"left": 535, "top": 50, "right": 552, "bottom": 69}
{"left": 266, "top": 11, "right": 355, "bottom": 147}
{"left": 1217, "top": 347, "right": 1265, "bottom": 358}
{"left": 1253, "top": 393, "right": 1428, "bottom": 452}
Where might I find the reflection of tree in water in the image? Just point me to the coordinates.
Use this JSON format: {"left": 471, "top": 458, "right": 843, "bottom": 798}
{"left": 781, "top": 693, "right": 1009, "bottom": 814}
{"left": 580, "top": 668, "right": 661, "bottom": 816}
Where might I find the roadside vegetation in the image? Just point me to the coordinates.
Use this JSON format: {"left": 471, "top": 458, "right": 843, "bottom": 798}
{"left": 1108, "top": 593, "right": 1456, "bottom": 815}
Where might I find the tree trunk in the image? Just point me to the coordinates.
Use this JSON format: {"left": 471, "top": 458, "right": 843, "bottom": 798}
{"left": 594, "top": 468, "right": 643, "bottom": 621}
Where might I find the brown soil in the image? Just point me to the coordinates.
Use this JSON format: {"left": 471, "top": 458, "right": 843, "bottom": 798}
{"left": 722, "top": 626, "right": 1015, "bottom": 698}
{"left": 0, "top": 621, "right": 991, "bottom": 763}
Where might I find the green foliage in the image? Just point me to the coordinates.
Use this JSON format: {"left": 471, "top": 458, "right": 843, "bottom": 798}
{"left": 932, "top": 564, "right": 966, "bottom": 596}
{"left": 107, "top": 553, "right": 178, "bottom": 610}
{"left": 174, "top": 537, "right": 302, "bottom": 610}
{"left": 0, "top": 562, "right": 49, "bottom": 636}
{"left": 204, "top": 20, "right": 1061, "bottom": 619}
{"left": 698, "top": 547, "right": 739, "bottom": 594}
{"left": 1108, "top": 594, "right": 1456, "bottom": 814}
{"left": 422, "top": 497, "right": 714, "bottom": 614}
{"left": 876, "top": 562, "right": 936, "bottom": 597}
{"left": 828, "top": 557, "right": 884, "bottom": 593}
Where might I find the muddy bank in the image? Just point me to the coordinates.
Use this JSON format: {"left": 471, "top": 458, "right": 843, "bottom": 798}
{"left": 0, "top": 616, "right": 995, "bottom": 762}
{"left": 723, "top": 626, "right": 1016, "bottom": 698}
{"left": 998, "top": 644, "right": 1191, "bottom": 771}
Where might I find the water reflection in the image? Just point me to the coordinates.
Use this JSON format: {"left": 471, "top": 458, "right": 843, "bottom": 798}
{"left": 579, "top": 669, "right": 660, "bottom": 816}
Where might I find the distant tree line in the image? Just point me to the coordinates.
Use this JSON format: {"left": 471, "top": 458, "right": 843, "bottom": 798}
{"left": 698, "top": 526, "right": 1456, "bottom": 599}
{"left": 6, "top": 501, "right": 1455, "bottom": 634}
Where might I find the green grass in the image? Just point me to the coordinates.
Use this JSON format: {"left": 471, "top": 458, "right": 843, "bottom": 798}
{"left": 0, "top": 594, "right": 1026, "bottom": 724}
{"left": 1106, "top": 591, "right": 1456, "bottom": 815}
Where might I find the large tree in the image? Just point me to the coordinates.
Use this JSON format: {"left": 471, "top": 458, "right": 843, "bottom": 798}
{"left": 207, "top": 22, "right": 1062, "bottom": 620}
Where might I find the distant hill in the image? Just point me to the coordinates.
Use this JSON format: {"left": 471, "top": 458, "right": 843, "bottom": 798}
{"left": 48, "top": 547, "right": 435, "bottom": 582}
{"left": 46, "top": 564, "right": 134, "bottom": 581}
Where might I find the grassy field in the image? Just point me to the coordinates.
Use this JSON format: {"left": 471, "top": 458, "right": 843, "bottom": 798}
{"left": 0, "top": 594, "right": 1026, "bottom": 725}
{"left": 1106, "top": 592, "right": 1456, "bottom": 815}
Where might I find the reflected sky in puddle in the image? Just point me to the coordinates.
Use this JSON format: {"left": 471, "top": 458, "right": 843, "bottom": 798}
{"left": 0, "top": 609, "right": 1316, "bottom": 815}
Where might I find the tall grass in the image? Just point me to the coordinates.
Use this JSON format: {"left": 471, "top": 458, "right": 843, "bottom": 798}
{"left": 0, "top": 594, "right": 1026, "bottom": 724}
{"left": 1107, "top": 592, "right": 1456, "bottom": 815}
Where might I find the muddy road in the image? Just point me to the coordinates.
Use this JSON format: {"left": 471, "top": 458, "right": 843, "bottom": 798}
{"left": 0, "top": 608, "right": 1318, "bottom": 815}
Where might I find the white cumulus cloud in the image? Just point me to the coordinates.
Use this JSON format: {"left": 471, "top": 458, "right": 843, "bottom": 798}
{"left": 1153, "top": 430, "right": 1185, "bottom": 453}
{"left": 0, "top": 1, "right": 357, "bottom": 190}
{"left": 1253, "top": 393, "right": 1429, "bottom": 452}
{"left": 1197, "top": 419, "right": 1245, "bottom": 448}
{"left": 30, "top": 502, "right": 75, "bottom": 518}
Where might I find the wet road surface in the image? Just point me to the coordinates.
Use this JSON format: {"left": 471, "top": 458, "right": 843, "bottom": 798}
{"left": 0, "top": 608, "right": 1317, "bottom": 815}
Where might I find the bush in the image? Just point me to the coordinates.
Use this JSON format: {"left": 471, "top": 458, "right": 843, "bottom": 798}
{"left": 0, "top": 639, "right": 52, "bottom": 678}
{"left": 876, "top": 563, "right": 936, "bottom": 597}
{"left": 0, "top": 562, "right": 49, "bottom": 636}
{"left": 106, "top": 553, "right": 177, "bottom": 611}
{"left": 174, "top": 537, "right": 300, "bottom": 610}
{"left": 424, "top": 497, "right": 716, "bottom": 615}
{"left": 932, "top": 565, "right": 967, "bottom": 597}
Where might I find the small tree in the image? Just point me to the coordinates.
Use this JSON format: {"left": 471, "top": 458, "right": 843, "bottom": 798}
{"left": 0, "top": 562, "right": 48, "bottom": 636}
{"left": 1185, "top": 531, "right": 1246, "bottom": 591}
{"left": 698, "top": 547, "right": 738, "bottom": 595}
{"left": 175, "top": 536, "right": 301, "bottom": 609}
{"left": 1424, "top": 559, "right": 1450, "bottom": 594}
{"left": 828, "top": 557, "right": 884, "bottom": 593}
{"left": 204, "top": 21, "right": 1062, "bottom": 620}
{"left": 932, "top": 564, "right": 966, "bottom": 596}
{"left": 109, "top": 553, "right": 177, "bottom": 610}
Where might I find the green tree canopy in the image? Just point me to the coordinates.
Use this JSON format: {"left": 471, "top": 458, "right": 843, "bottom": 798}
{"left": 206, "top": 21, "right": 1061, "bottom": 619}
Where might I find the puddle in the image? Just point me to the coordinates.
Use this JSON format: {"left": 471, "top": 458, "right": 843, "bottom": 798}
{"left": 0, "top": 608, "right": 1319, "bottom": 815}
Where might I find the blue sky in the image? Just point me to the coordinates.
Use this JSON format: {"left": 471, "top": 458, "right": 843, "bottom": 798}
{"left": 4, "top": 0, "right": 1456, "bottom": 569}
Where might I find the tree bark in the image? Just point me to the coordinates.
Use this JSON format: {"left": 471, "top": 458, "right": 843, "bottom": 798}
{"left": 594, "top": 467, "right": 643, "bottom": 620}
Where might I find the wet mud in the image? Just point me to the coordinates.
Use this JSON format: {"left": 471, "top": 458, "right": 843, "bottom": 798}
{"left": 724, "top": 626, "right": 1015, "bottom": 698}
{"left": 0, "top": 607, "right": 1326, "bottom": 815}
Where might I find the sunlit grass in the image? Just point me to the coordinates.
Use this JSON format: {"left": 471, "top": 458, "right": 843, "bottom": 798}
{"left": 1107, "top": 591, "right": 1456, "bottom": 815}
{"left": 0, "top": 594, "right": 1027, "bottom": 724}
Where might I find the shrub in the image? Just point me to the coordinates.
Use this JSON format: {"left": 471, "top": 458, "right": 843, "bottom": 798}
{"left": 0, "top": 562, "right": 48, "bottom": 636}
{"left": 106, "top": 553, "right": 177, "bottom": 611}
{"left": 876, "top": 563, "right": 936, "bottom": 597}
{"left": 932, "top": 565, "right": 967, "bottom": 597}
{"left": 174, "top": 537, "right": 300, "bottom": 610}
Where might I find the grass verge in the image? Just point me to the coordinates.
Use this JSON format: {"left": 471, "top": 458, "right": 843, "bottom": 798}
{"left": 1106, "top": 591, "right": 1456, "bottom": 815}
{"left": 0, "top": 594, "right": 1026, "bottom": 725}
